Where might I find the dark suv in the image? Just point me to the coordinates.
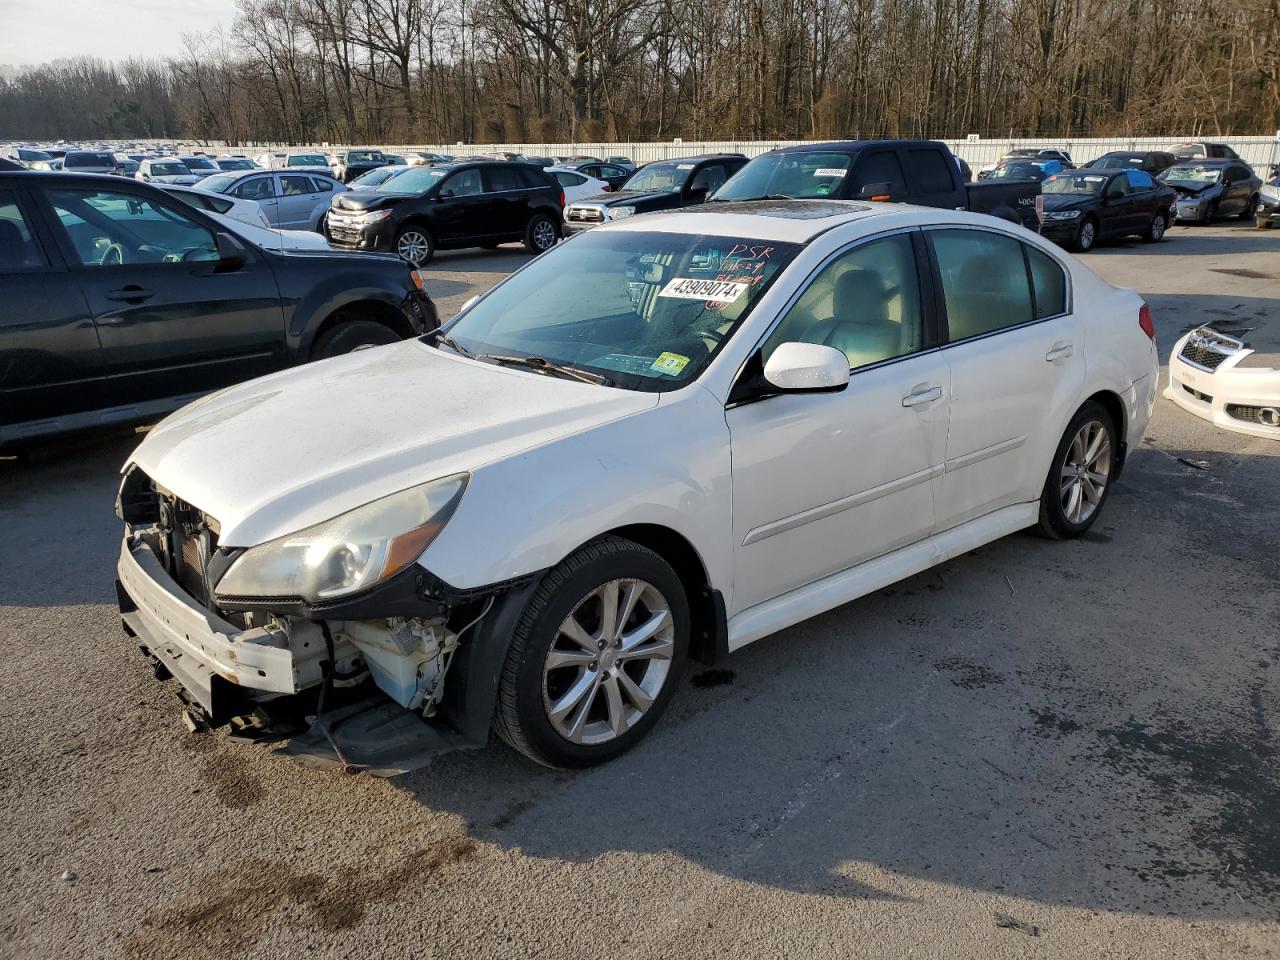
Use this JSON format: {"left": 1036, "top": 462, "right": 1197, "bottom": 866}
{"left": 326, "top": 160, "right": 565, "bottom": 265}
{"left": 0, "top": 172, "right": 437, "bottom": 448}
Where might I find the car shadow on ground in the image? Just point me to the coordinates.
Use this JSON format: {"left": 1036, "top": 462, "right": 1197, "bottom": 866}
{"left": 394, "top": 437, "right": 1279, "bottom": 923}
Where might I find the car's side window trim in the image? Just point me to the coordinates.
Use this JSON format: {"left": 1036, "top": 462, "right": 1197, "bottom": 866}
{"left": 0, "top": 185, "right": 59, "bottom": 274}
{"left": 922, "top": 224, "right": 1073, "bottom": 347}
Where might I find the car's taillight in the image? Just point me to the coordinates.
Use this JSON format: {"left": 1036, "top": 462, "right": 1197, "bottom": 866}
{"left": 1138, "top": 303, "right": 1156, "bottom": 342}
{"left": 601, "top": 184, "right": 613, "bottom": 192}
{"left": 559, "top": 190, "right": 566, "bottom": 208}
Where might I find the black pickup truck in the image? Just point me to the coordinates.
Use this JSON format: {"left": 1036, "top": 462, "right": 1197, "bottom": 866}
{"left": 711, "top": 140, "right": 1040, "bottom": 228}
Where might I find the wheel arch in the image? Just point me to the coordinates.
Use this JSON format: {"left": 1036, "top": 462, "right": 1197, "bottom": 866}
{"left": 1081, "top": 388, "right": 1129, "bottom": 478}
{"left": 309, "top": 298, "right": 415, "bottom": 358}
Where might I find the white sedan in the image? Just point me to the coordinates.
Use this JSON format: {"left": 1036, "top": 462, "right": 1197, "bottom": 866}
{"left": 115, "top": 203, "right": 1158, "bottom": 769}
{"left": 547, "top": 165, "right": 613, "bottom": 206}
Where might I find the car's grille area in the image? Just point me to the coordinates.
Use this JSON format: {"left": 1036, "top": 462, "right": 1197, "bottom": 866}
{"left": 1179, "top": 328, "right": 1241, "bottom": 371}
{"left": 119, "top": 467, "right": 220, "bottom": 607}
{"left": 566, "top": 205, "right": 604, "bottom": 224}
{"left": 326, "top": 213, "right": 365, "bottom": 246}
{"left": 1183, "top": 383, "right": 1213, "bottom": 403}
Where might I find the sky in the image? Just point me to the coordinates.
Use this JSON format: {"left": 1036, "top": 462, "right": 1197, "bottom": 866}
{"left": 0, "top": 0, "right": 238, "bottom": 69}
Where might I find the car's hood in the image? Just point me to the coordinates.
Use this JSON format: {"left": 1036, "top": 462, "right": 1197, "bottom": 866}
{"left": 148, "top": 174, "right": 200, "bottom": 184}
{"left": 332, "top": 191, "right": 413, "bottom": 212}
{"left": 1166, "top": 181, "right": 1217, "bottom": 198}
{"left": 127, "top": 340, "right": 658, "bottom": 547}
{"left": 579, "top": 189, "right": 671, "bottom": 208}
{"left": 1040, "top": 194, "right": 1097, "bottom": 213}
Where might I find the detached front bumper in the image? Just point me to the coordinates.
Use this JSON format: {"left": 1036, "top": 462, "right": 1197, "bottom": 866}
{"left": 116, "top": 539, "right": 329, "bottom": 722}
{"left": 1164, "top": 331, "right": 1280, "bottom": 440}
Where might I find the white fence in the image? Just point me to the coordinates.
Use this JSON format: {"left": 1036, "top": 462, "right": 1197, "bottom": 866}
{"left": 243, "top": 135, "right": 1280, "bottom": 168}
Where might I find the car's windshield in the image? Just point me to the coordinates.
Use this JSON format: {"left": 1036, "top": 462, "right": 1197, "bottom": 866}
{"left": 347, "top": 150, "right": 384, "bottom": 163}
{"left": 714, "top": 152, "right": 851, "bottom": 200}
{"left": 216, "top": 158, "right": 254, "bottom": 170}
{"left": 441, "top": 229, "right": 800, "bottom": 391}
{"left": 1092, "top": 154, "right": 1140, "bottom": 169}
{"left": 376, "top": 166, "right": 447, "bottom": 193}
{"left": 1042, "top": 173, "right": 1109, "bottom": 196}
{"left": 287, "top": 154, "right": 327, "bottom": 166}
{"left": 622, "top": 162, "right": 693, "bottom": 194}
{"left": 65, "top": 152, "right": 114, "bottom": 168}
{"left": 987, "top": 162, "right": 1044, "bottom": 180}
{"left": 183, "top": 157, "right": 216, "bottom": 170}
{"left": 352, "top": 167, "right": 400, "bottom": 186}
{"left": 198, "top": 174, "right": 237, "bottom": 193}
{"left": 1160, "top": 165, "right": 1221, "bottom": 185}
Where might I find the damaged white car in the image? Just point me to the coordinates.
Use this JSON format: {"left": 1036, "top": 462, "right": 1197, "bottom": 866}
{"left": 116, "top": 201, "right": 1158, "bottom": 769}
{"left": 1165, "top": 324, "right": 1280, "bottom": 440}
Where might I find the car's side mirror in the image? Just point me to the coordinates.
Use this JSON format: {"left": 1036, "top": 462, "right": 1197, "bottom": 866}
{"left": 214, "top": 231, "right": 248, "bottom": 270}
{"left": 857, "top": 181, "right": 895, "bottom": 201}
{"left": 762, "top": 342, "right": 850, "bottom": 393}
{"left": 1106, "top": 188, "right": 1125, "bottom": 200}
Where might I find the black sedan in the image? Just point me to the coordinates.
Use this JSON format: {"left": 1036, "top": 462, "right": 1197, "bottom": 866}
{"left": 0, "top": 172, "right": 436, "bottom": 448}
{"left": 1159, "top": 159, "right": 1263, "bottom": 224}
{"left": 1088, "top": 151, "right": 1178, "bottom": 175}
{"left": 562, "top": 154, "right": 747, "bottom": 232}
{"left": 1037, "top": 167, "right": 1176, "bottom": 251}
{"left": 325, "top": 160, "right": 565, "bottom": 265}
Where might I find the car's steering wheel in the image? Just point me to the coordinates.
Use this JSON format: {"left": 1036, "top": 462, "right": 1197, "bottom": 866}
{"left": 100, "top": 243, "right": 126, "bottom": 266}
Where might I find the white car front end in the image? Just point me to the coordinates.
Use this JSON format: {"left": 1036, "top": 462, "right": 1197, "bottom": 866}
{"left": 1164, "top": 326, "right": 1280, "bottom": 439}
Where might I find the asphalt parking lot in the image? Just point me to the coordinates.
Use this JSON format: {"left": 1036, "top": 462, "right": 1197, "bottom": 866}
{"left": 2, "top": 223, "right": 1278, "bottom": 960}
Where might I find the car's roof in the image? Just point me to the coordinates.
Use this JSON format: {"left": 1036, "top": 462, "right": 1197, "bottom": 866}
{"left": 1167, "top": 157, "right": 1232, "bottom": 166}
{"left": 762, "top": 140, "right": 946, "bottom": 155}
{"left": 1064, "top": 166, "right": 1124, "bottom": 176}
{"left": 641, "top": 153, "right": 745, "bottom": 164}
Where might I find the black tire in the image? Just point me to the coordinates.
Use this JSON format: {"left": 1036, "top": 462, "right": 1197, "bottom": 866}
{"left": 1142, "top": 210, "right": 1167, "bottom": 243}
{"left": 523, "top": 213, "right": 559, "bottom": 254}
{"left": 494, "top": 537, "right": 689, "bottom": 768}
{"left": 1239, "top": 194, "right": 1261, "bottom": 221}
{"left": 315, "top": 211, "right": 329, "bottom": 237}
{"left": 1072, "top": 216, "right": 1098, "bottom": 252}
{"left": 394, "top": 224, "right": 435, "bottom": 266}
{"left": 1036, "top": 400, "right": 1118, "bottom": 540}
{"left": 1200, "top": 201, "right": 1219, "bottom": 225}
{"left": 312, "top": 319, "right": 400, "bottom": 359}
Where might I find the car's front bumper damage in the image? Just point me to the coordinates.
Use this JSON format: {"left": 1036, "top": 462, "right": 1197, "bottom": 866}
{"left": 1164, "top": 327, "right": 1280, "bottom": 440}
{"left": 115, "top": 465, "right": 539, "bottom": 771}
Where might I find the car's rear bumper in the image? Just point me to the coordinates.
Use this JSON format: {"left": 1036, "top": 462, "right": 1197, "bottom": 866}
{"left": 116, "top": 539, "right": 328, "bottom": 721}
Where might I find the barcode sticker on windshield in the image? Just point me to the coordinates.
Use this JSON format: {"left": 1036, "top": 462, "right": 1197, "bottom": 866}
{"left": 813, "top": 167, "right": 847, "bottom": 177}
{"left": 677, "top": 164, "right": 694, "bottom": 169}
{"left": 1084, "top": 176, "right": 1106, "bottom": 182}
{"left": 657, "top": 277, "right": 750, "bottom": 302}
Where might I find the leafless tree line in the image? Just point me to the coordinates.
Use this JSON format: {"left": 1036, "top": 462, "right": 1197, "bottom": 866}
{"left": 2, "top": 0, "right": 1277, "bottom": 144}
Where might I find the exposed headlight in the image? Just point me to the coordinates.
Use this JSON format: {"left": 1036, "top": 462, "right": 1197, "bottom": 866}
{"left": 215, "top": 474, "right": 468, "bottom": 603}
{"left": 351, "top": 208, "right": 392, "bottom": 223}
{"left": 606, "top": 206, "right": 636, "bottom": 220}
{"left": 1043, "top": 210, "right": 1081, "bottom": 220}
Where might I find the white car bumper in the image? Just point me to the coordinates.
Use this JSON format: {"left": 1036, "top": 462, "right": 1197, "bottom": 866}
{"left": 1163, "top": 328, "right": 1280, "bottom": 440}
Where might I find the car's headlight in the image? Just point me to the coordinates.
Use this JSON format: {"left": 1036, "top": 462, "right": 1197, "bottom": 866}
{"left": 606, "top": 206, "right": 636, "bottom": 220}
{"left": 351, "top": 209, "right": 391, "bottom": 223}
{"left": 215, "top": 474, "right": 468, "bottom": 603}
{"left": 1044, "top": 210, "right": 1081, "bottom": 220}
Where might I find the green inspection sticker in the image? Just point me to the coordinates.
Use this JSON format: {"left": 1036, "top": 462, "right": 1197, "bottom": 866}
{"left": 651, "top": 352, "right": 690, "bottom": 376}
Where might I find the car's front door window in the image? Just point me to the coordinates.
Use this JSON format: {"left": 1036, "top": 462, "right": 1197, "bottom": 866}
{"left": 46, "top": 188, "right": 219, "bottom": 266}
{"left": 442, "top": 169, "right": 483, "bottom": 197}
{"left": 762, "top": 233, "right": 923, "bottom": 370}
{"left": 233, "top": 177, "right": 276, "bottom": 201}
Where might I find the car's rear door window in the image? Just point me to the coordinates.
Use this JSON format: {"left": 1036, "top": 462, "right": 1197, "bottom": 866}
{"left": 905, "top": 149, "right": 954, "bottom": 193}
{"left": 850, "top": 150, "right": 909, "bottom": 198}
{"left": 1026, "top": 246, "right": 1068, "bottom": 320}
{"left": 931, "top": 229, "right": 1034, "bottom": 341}
{"left": 281, "top": 175, "right": 314, "bottom": 197}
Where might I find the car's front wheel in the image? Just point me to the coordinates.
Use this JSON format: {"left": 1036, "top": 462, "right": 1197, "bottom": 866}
{"left": 1143, "top": 210, "right": 1167, "bottom": 243}
{"left": 1240, "top": 194, "right": 1261, "bottom": 221}
{"left": 495, "top": 538, "right": 689, "bottom": 768}
{"left": 312, "top": 319, "right": 400, "bottom": 359}
{"left": 1037, "top": 401, "right": 1118, "bottom": 539}
{"left": 1072, "top": 216, "right": 1098, "bottom": 252}
{"left": 395, "top": 225, "right": 435, "bottom": 266}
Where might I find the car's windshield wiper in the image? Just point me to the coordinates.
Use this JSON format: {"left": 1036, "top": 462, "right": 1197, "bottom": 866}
{"left": 478, "top": 353, "right": 613, "bottom": 386}
{"left": 435, "top": 334, "right": 473, "bottom": 358}
{"left": 711, "top": 193, "right": 795, "bottom": 202}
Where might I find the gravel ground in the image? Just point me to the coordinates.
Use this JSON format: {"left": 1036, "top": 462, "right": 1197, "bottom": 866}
{"left": 2, "top": 226, "right": 1278, "bottom": 960}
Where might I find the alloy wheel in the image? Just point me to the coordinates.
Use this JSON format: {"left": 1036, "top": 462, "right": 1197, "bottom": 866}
{"left": 1078, "top": 219, "right": 1096, "bottom": 250}
{"left": 1150, "top": 214, "right": 1165, "bottom": 240}
{"left": 542, "top": 578, "right": 674, "bottom": 745}
{"left": 532, "top": 219, "right": 557, "bottom": 250}
{"left": 396, "top": 230, "right": 431, "bottom": 265}
{"left": 1060, "top": 420, "right": 1112, "bottom": 525}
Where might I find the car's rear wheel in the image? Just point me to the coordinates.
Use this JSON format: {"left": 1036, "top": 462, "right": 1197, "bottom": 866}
{"left": 395, "top": 225, "right": 434, "bottom": 266}
{"left": 312, "top": 319, "right": 400, "bottom": 359}
{"left": 495, "top": 537, "right": 689, "bottom": 768}
{"left": 1072, "top": 216, "right": 1098, "bottom": 252}
{"left": 1143, "top": 211, "right": 1167, "bottom": 243}
{"left": 1037, "top": 401, "right": 1117, "bottom": 539}
{"left": 524, "top": 214, "right": 559, "bottom": 254}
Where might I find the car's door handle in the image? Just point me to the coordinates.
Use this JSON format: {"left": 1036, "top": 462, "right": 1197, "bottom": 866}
{"left": 902, "top": 385, "right": 943, "bottom": 407}
{"left": 104, "top": 287, "right": 153, "bottom": 303}
{"left": 1046, "top": 342, "right": 1075, "bottom": 362}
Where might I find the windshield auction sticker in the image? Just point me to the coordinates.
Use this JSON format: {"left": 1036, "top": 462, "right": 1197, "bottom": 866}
{"left": 813, "top": 167, "right": 848, "bottom": 177}
{"left": 658, "top": 277, "right": 749, "bottom": 302}
{"left": 651, "top": 352, "right": 690, "bottom": 376}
